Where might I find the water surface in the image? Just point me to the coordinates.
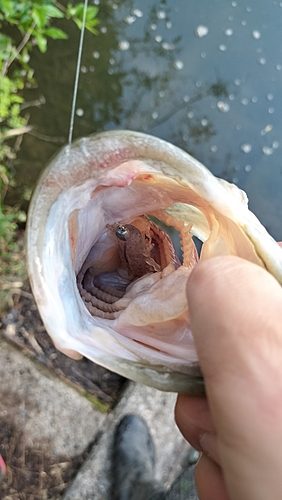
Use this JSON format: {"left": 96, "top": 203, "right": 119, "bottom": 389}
{"left": 13, "top": 0, "right": 282, "bottom": 239}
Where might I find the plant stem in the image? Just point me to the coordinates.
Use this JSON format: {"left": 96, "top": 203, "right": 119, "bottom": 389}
{"left": 1, "top": 21, "right": 37, "bottom": 77}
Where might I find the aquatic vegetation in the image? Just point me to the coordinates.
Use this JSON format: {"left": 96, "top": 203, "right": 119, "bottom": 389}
{"left": 0, "top": 0, "right": 99, "bottom": 247}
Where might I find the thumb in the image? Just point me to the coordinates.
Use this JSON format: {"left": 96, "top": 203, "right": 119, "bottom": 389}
{"left": 187, "top": 256, "right": 282, "bottom": 500}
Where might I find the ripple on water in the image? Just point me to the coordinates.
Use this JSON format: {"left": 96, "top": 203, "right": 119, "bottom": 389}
{"left": 261, "top": 124, "right": 273, "bottom": 135}
{"left": 173, "top": 60, "right": 184, "bottom": 70}
{"left": 241, "top": 143, "right": 252, "bottom": 153}
{"left": 118, "top": 40, "right": 130, "bottom": 51}
{"left": 241, "top": 98, "right": 249, "bottom": 105}
{"left": 195, "top": 25, "right": 209, "bottom": 37}
{"left": 252, "top": 30, "right": 261, "bottom": 39}
{"left": 124, "top": 16, "right": 136, "bottom": 24}
{"left": 162, "top": 42, "right": 175, "bottom": 50}
{"left": 262, "top": 147, "right": 273, "bottom": 155}
{"left": 157, "top": 11, "right": 166, "bottom": 19}
{"left": 132, "top": 8, "right": 143, "bottom": 17}
{"left": 217, "top": 101, "right": 230, "bottom": 112}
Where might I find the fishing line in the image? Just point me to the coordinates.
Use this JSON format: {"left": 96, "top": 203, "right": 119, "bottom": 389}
{"left": 68, "top": 0, "right": 89, "bottom": 146}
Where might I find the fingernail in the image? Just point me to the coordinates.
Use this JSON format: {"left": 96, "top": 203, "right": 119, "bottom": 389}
{"left": 199, "top": 432, "right": 221, "bottom": 465}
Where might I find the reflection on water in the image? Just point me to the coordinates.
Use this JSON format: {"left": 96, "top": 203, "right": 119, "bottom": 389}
{"left": 11, "top": 0, "right": 282, "bottom": 239}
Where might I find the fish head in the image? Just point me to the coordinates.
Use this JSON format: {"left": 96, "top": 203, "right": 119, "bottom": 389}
{"left": 27, "top": 131, "right": 282, "bottom": 394}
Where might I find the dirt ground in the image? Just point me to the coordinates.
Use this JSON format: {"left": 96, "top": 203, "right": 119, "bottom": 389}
{"left": 0, "top": 284, "right": 126, "bottom": 499}
{"left": 0, "top": 232, "right": 199, "bottom": 500}
{"left": 1, "top": 279, "right": 126, "bottom": 410}
{"left": 0, "top": 231, "right": 127, "bottom": 499}
{"left": 0, "top": 392, "right": 90, "bottom": 500}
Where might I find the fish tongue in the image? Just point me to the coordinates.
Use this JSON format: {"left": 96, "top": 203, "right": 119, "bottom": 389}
{"left": 116, "top": 266, "right": 191, "bottom": 327}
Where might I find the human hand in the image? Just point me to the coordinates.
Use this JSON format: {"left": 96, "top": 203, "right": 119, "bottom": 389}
{"left": 175, "top": 252, "right": 282, "bottom": 500}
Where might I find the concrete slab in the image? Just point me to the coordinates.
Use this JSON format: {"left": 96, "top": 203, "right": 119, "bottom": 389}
{"left": 0, "top": 337, "right": 191, "bottom": 499}
{"left": 63, "top": 383, "right": 190, "bottom": 500}
{"left": 0, "top": 338, "right": 106, "bottom": 457}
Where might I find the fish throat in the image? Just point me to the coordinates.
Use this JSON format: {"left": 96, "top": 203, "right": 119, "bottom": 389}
{"left": 77, "top": 213, "right": 194, "bottom": 320}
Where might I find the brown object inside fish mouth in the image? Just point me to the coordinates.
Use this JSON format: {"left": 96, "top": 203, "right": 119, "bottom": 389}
{"left": 77, "top": 213, "right": 195, "bottom": 321}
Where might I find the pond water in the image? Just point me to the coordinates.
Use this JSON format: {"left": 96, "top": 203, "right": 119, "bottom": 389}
{"left": 12, "top": 0, "right": 282, "bottom": 239}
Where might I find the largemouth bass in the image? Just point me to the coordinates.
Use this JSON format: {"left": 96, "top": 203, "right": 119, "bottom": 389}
{"left": 26, "top": 130, "right": 282, "bottom": 394}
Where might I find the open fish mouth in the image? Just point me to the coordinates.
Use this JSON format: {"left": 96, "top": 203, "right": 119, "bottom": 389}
{"left": 27, "top": 130, "right": 282, "bottom": 394}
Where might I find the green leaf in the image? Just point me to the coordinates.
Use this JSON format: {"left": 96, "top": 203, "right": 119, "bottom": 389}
{"left": 85, "top": 23, "right": 99, "bottom": 35}
{"left": 86, "top": 6, "right": 99, "bottom": 20}
{"left": 66, "top": 4, "right": 76, "bottom": 18}
{"left": 69, "top": 4, "right": 98, "bottom": 20}
{"left": 68, "top": 4, "right": 99, "bottom": 34}
{"left": 10, "top": 94, "right": 23, "bottom": 104}
{"left": 35, "top": 33, "right": 47, "bottom": 53}
{"left": 87, "top": 18, "right": 99, "bottom": 27}
{"left": 74, "top": 18, "right": 82, "bottom": 30}
{"left": 40, "top": 4, "right": 64, "bottom": 19}
{"left": 71, "top": 4, "right": 84, "bottom": 17}
{"left": 32, "top": 7, "right": 47, "bottom": 29}
{"left": 18, "top": 13, "right": 31, "bottom": 25}
{"left": 0, "top": 33, "right": 12, "bottom": 51}
{"left": 1, "top": 0, "right": 13, "bottom": 14}
{"left": 44, "top": 27, "right": 68, "bottom": 39}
